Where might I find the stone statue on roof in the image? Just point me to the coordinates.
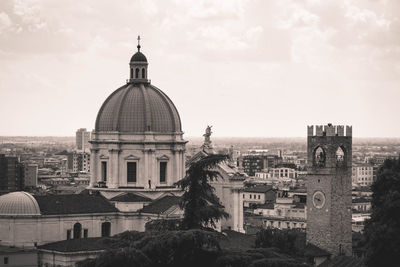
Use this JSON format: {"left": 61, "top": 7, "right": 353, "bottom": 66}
{"left": 202, "top": 125, "right": 213, "bottom": 154}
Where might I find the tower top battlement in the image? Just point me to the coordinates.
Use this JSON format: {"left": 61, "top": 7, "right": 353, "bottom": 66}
{"left": 307, "top": 124, "right": 352, "bottom": 137}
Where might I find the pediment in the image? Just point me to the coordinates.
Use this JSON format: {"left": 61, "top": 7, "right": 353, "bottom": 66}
{"left": 124, "top": 154, "right": 140, "bottom": 160}
{"left": 99, "top": 154, "right": 109, "bottom": 159}
{"left": 157, "top": 154, "right": 170, "bottom": 160}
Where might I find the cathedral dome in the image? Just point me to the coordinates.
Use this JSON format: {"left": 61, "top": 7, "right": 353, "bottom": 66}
{"left": 130, "top": 51, "right": 147, "bottom": 62}
{"left": 0, "top": 191, "right": 41, "bottom": 216}
{"left": 95, "top": 84, "right": 182, "bottom": 133}
{"left": 95, "top": 37, "right": 182, "bottom": 134}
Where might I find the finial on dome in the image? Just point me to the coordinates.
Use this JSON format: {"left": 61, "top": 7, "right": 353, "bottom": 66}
{"left": 137, "top": 35, "right": 141, "bottom": 52}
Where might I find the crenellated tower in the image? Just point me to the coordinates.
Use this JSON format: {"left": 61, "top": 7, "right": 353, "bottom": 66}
{"left": 306, "top": 123, "right": 352, "bottom": 256}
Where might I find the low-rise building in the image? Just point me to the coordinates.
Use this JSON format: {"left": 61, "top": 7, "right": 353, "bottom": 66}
{"left": 0, "top": 245, "right": 37, "bottom": 267}
{"left": 352, "top": 164, "right": 374, "bottom": 187}
{"left": 243, "top": 185, "right": 275, "bottom": 208}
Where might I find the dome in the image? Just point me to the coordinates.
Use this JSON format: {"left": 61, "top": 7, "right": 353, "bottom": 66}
{"left": 95, "top": 84, "right": 182, "bottom": 133}
{"left": 0, "top": 191, "right": 41, "bottom": 216}
{"left": 130, "top": 52, "right": 147, "bottom": 62}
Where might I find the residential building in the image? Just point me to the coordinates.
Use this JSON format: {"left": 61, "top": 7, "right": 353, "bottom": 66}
{"left": 352, "top": 164, "right": 374, "bottom": 187}
{"left": 24, "top": 164, "right": 38, "bottom": 187}
{"left": 243, "top": 185, "right": 275, "bottom": 208}
{"left": 67, "top": 152, "right": 91, "bottom": 173}
{"left": 0, "top": 154, "right": 24, "bottom": 193}
{"left": 76, "top": 128, "right": 91, "bottom": 152}
{"left": 239, "top": 154, "right": 282, "bottom": 176}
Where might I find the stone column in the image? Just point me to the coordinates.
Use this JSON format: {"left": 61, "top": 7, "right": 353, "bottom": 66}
{"left": 108, "top": 149, "right": 120, "bottom": 188}
{"left": 174, "top": 149, "right": 179, "bottom": 184}
{"left": 89, "top": 148, "right": 98, "bottom": 187}
{"left": 143, "top": 149, "right": 149, "bottom": 189}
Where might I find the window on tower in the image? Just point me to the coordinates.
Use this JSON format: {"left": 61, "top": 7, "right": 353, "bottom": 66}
{"left": 142, "top": 68, "right": 145, "bottom": 78}
{"left": 336, "top": 146, "right": 345, "bottom": 166}
{"left": 135, "top": 68, "right": 140, "bottom": 78}
{"left": 314, "top": 147, "right": 326, "bottom": 167}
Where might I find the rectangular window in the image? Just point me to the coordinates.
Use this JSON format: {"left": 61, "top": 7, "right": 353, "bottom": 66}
{"left": 4, "top": 257, "right": 8, "bottom": 265}
{"left": 101, "top": 162, "right": 107, "bottom": 182}
{"left": 67, "top": 230, "right": 71, "bottom": 240}
{"left": 84, "top": 229, "right": 88, "bottom": 238}
{"left": 160, "top": 162, "right": 167, "bottom": 183}
{"left": 127, "top": 162, "right": 137, "bottom": 183}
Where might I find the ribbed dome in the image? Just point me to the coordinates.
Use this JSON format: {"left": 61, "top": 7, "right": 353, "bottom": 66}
{"left": 130, "top": 52, "right": 147, "bottom": 62}
{"left": 0, "top": 192, "right": 41, "bottom": 216}
{"left": 95, "top": 84, "right": 182, "bottom": 133}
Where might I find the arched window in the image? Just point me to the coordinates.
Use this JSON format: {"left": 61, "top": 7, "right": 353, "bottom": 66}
{"left": 336, "top": 146, "right": 345, "bottom": 166}
{"left": 314, "top": 146, "right": 326, "bottom": 167}
{"left": 130, "top": 68, "right": 133, "bottom": 79}
{"left": 135, "top": 68, "right": 140, "bottom": 78}
{"left": 73, "top": 223, "right": 82, "bottom": 239}
{"left": 101, "top": 222, "right": 111, "bottom": 237}
{"left": 142, "top": 68, "right": 145, "bottom": 78}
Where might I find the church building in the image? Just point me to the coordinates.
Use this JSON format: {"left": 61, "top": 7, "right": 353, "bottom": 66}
{"left": 89, "top": 38, "right": 186, "bottom": 201}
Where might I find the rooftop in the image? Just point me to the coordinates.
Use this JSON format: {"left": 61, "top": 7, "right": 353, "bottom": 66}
{"left": 304, "top": 243, "right": 331, "bottom": 257}
{"left": 38, "top": 237, "right": 111, "bottom": 253}
{"left": 110, "top": 193, "right": 152, "bottom": 203}
{"left": 244, "top": 185, "right": 273, "bottom": 193}
{"left": 0, "top": 191, "right": 41, "bottom": 216}
{"left": 318, "top": 255, "right": 365, "bottom": 267}
{"left": 140, "top": 195, "right": 181, "bottom": 215}
{"left": 34, "top": 194, "right": 118, "bottom": 215}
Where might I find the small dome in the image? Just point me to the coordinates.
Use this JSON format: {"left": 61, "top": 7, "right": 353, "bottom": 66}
{"left": 130, "top": 52, "right": 147, "bottom": 62}
{"left": 95, "top": 84, "right": 182, "bottom": 133}
{"left": 0, "top": 191, "right": 41, "bottom": 216}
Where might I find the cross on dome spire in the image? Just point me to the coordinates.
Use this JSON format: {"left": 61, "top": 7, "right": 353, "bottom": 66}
{"left": 137, "top": 35, "right": 141, "bottom": 52}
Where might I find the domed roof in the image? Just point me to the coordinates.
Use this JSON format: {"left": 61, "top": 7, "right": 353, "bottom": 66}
{"left": 95, "top": 84, "right": 182, "bottom": 133}
{"left": 130, "top": 51, "right": 147, "bottom": 62}
{"left": 0, "top": 192, "right": 41, "bottom": 216}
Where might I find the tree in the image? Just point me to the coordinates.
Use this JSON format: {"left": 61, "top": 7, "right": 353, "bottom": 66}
{"left": 177, "top": 154, "right": 229, "bottom": 229}
{"left": 364, "top": 158, "right": 400, "bottom": 267}
{"left": 255, "top": 228, "right": 306, "bottom": 257}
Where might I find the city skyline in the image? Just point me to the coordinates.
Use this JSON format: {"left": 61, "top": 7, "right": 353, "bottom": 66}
{"left": 1, "top": 0, "right": 399, "bottom": 137}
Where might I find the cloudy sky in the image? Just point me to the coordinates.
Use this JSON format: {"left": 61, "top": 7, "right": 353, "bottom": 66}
{"left": 0, "top": 0, "right": 399, "bottom": 137}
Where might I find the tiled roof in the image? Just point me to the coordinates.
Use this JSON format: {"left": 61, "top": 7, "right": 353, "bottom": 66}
{"left": 95, "top": 83, "right": 182, "bottom": 133}
{"left": 34, "top": 194, "right": 118, "bottom": 215}
{"left": 38, "top": 237, "right": 111, "bottom": 252}
{"left": 244, "top": 185, "right": 273, "bottom": 193}
{"left": 304, "top": 243, "right": 331, "bottom": 257}
{"left": 110, "top": 193, "right": 152, "bottom": 203}
{"left": 140, "top": 195, "right": 181, "bottom": 215}
{"left": 256, "top": 202, "right": 274, "bottom": 209}
{"left": 318, "top": 255, "right": 365, "bottom": 267}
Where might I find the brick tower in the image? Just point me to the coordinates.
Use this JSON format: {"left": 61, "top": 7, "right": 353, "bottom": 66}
{"left": 306, "top": 124, "right": 352, "bottom": 256}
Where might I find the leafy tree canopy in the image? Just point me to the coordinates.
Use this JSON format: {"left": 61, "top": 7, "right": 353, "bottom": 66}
{"left": 364, "top": 158, "right": 400, "bottom": 267}
{"left": 255, "top": 228, "right": 306, "bottom": 257}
